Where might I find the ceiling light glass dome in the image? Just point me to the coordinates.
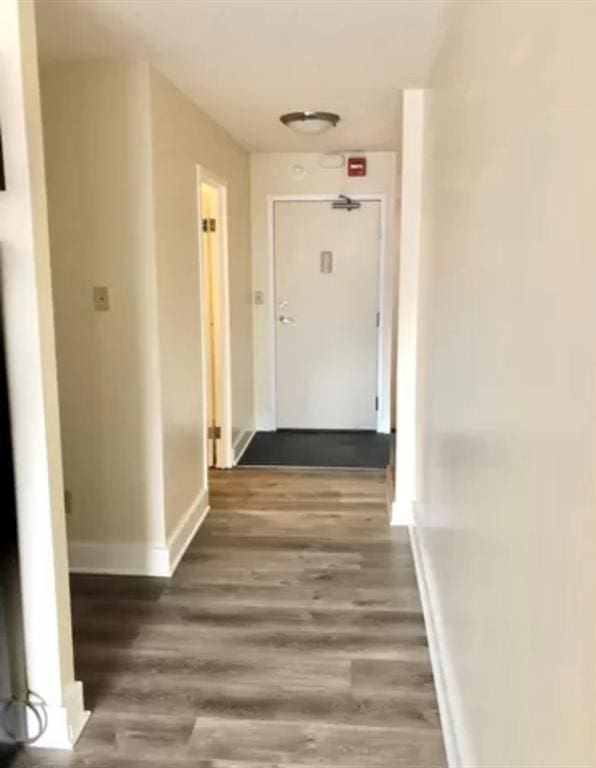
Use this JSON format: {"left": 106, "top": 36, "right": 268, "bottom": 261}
{"left": 280, "top": 111, "right": 340, "bottom": 135}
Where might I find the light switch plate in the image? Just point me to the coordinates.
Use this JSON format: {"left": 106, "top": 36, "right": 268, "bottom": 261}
{"left": 93, "top": 286, "right": 109, "bottom": 311}
{"left": 320, "top": 251, "right": 333, "bottom": 274}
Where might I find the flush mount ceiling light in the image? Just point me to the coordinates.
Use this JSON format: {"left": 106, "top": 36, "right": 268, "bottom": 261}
{"left": 280, "top": 111, "right": 340, "bottom": 135}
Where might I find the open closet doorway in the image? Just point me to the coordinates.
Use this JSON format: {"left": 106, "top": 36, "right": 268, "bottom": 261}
{"left": 198, "top": 168, "right": 233, "bottom": 469}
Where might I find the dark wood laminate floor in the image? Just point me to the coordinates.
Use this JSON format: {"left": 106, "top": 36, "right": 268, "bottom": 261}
{"left": 9, "top": 469, "right": 446, "bottom": 768}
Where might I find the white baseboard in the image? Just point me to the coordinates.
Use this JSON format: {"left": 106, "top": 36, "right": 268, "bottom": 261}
{"left": 233, "top": 429, "right": 255, "bottom": 464}
{"left": 391, "top": 498, "right": 414, "bottom": 526}
{"left": 167, "top": 488, "right": 209, "bottom": 575}
{"left": 68, "top": 489, "right": 209, "bottom": 578}
{"left": 409, "top": 510, "right": 464, "bottom": 768}
{"left": 68, "top": 540, "right": 170, "bottom": 577}
{"left": 29, "top": 680, "right": 89, "bottom": 750}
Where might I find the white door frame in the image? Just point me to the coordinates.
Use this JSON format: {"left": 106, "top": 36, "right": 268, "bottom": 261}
{"left": 197, "top": 165, "right": 233, "bottom": 470}
{"left": 267, "top": 194, "right": 391, "bottom": 433}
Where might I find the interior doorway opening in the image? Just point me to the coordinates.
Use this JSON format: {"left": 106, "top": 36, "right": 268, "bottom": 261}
{"left": 240, "top": 195, "right": 392, "bottom": 469}
{"left": 198, "top": 169, "right": 233, "bottom": 470}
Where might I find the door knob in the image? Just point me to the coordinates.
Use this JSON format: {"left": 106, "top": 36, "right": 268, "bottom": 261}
{"left": 279, "top": 315, "right": 295, "bottom": 324}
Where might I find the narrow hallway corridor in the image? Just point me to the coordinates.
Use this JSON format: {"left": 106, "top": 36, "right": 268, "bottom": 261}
{"left": 12, "top": 469, "right": 445, "bottom": 767}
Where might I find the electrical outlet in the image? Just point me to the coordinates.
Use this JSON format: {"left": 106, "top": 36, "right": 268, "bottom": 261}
{"left": 254, "top": 290, "right": 264, "bottom": 305}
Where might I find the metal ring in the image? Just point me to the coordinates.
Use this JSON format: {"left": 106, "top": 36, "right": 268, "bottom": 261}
{"left": 280, "top": 111, "right": 340, "bottom": 127}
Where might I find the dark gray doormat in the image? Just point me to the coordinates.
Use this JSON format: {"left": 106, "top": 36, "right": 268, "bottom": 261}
{"left": 239, "top": 430, "right": 390, "bottom": 469}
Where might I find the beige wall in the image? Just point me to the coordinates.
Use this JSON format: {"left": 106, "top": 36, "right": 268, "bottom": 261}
{"left": 42, "top": 61, "right": 164, "bottom": 548}
{"left": 250, "top": 152, "right": 399, "bottom": 430}
{"left": 415, "top": 2, "right": 596, "bottom": 766}
{"left": 41, "top": 61, "right": 253, "bottom": 560}
{"left": 149, "top": 68, "right": 253, "bottom": 535}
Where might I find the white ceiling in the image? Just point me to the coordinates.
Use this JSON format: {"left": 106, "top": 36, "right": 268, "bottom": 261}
{"left": 35, "top": 0, "right": 453, "bottom": 153}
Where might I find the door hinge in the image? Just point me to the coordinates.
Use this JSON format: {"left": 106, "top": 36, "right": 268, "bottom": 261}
{"left": 202, "top": 218, "right": 216, "bottom": 232}
{"left": 208, "top": 425, "right": 222, "bottom": 439}
{"left": 375, "top": 396, "right": 379, "bottom": 411}
{"left": 376, "top": 311, "right": 380, "bottom": 328}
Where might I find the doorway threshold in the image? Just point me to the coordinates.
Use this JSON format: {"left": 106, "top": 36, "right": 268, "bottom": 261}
{"left": 238, "top": 430, "right": 389, "bottom": 469}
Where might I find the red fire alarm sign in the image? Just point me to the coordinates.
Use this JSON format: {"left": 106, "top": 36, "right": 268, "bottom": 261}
{"left": 347, "top": 157, "right": 367, "bottom": 177}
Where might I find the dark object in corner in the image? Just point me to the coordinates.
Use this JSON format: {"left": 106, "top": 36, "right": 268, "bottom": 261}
{"left": 0, "top": 126, "right": 5, "bottom": 191}
{"left": 0, "top": 308, "right": 17, "bottom": 554}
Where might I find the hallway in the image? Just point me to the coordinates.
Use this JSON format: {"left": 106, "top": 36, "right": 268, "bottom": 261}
{"left": 12, "top": 469, "right": 445, "bottom": 767}
{"left": 1, "top": 0, "right": 593, "bottom": 762}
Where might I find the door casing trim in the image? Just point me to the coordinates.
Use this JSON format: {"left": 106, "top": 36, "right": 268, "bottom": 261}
{"left": 197, "top": 165, "right": 234, "bottom": 470}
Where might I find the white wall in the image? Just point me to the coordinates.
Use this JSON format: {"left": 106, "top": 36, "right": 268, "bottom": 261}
{"left": 413, "top": 2, "right": 596, "bottom": 766}
{"left": 0, "top": 0, "right": 86, "bottom": 747}
{"left": 393, "top": 91, "right": 424, "bottom": 525}
{"left": 149, "top": 67, "right": 253, "bottom": 535}
{"left": 250, "top": 152, "right": 399, "bottom": 430}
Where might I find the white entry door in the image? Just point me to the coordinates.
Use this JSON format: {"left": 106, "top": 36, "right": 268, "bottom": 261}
{"left": 274, "top": 200, "right": 380, "bottom": 430}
